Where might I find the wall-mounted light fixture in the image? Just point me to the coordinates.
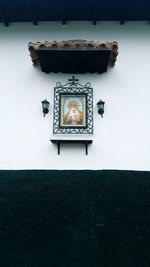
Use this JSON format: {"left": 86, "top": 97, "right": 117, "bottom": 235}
{"left": 97, "top": 99, "right": 105, "bottom": 118}
{"left": 41, "top": 99, "right": 50, "bottom": 117}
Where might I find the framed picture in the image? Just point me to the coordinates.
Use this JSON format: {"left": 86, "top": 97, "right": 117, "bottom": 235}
{"left": 53, "top": 78, "right": 93, "bottom": 134}
{"left": 60, "top": 93, "right": 87, "bottom": 128}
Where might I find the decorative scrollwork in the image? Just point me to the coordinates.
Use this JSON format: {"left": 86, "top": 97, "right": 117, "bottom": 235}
{"left": 56, "top": 82, "right": 62, "bottom": 87}
{"left": 85, "top": 82, "right": 91, "bottom": 88}
{"left": 53, "top": 76, "right": 93, "bottom": 134}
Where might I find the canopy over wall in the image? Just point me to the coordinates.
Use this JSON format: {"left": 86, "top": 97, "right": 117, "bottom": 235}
{"left": 28, "top": 40, "right": 118, "bottom": 74}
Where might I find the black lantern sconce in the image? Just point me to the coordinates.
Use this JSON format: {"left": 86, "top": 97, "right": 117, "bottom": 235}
{"left": 97, "top": 99, "right": 105, "bottom": 118}
{"left": 41, "top": 99, "right": 50, "bottom": 117}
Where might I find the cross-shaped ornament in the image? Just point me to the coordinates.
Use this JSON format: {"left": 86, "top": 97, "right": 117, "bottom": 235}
{"left": 68, "top": 75, "right": 79, "bottom": 85}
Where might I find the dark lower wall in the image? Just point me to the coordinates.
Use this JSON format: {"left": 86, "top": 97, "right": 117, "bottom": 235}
{"left": 0, "top": 170, "right": 150, "bottom": 267}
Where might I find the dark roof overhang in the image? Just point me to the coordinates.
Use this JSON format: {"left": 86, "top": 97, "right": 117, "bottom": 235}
{"left": 0, "top": 0, "right": 150, "bottom": 26}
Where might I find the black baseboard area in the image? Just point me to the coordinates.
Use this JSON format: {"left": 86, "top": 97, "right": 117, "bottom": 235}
{"left": 0, "top": 170, "right": 150, "bottom": 267}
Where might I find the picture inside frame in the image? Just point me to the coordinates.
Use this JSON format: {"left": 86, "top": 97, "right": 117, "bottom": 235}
{"left": 53, "top": 78, "right": 93, "bottom": 134}
{"left": 60, "top": 94, "right": 87, "bottom": 128}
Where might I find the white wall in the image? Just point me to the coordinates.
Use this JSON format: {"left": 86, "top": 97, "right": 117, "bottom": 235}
{"left": 0, "top": 21, "right": 150, "bottom": 170}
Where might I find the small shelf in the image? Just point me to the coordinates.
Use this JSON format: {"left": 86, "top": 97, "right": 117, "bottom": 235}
{"left": 50, "top": 139, "right": 93, "bottom": 155}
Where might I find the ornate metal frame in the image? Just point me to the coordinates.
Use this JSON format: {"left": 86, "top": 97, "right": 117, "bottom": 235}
{"left": 53, "top": 76, "right": 93, "bottom": 134}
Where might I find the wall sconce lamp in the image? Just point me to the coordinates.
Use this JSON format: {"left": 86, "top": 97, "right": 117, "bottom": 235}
{"left": 41, "top": 99, "right": 50, "bottom": 117}
{"left": 97, "top": 99, "right": 105, "bottom": 118}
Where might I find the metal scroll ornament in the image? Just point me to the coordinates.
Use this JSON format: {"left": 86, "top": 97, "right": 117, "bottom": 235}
{"left": 53, "top": 76, "right": 93, "bottom": 134}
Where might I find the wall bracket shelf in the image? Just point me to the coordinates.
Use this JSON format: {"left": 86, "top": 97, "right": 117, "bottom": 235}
{"left": 50, "top": 139, "right": 93, "bottom": 155}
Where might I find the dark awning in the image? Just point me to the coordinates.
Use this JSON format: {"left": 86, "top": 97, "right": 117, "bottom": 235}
{"left": 28, "top": 40, "right": 118, "bottom": 74}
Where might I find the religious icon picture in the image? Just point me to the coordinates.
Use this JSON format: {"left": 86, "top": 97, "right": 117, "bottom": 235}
{"left": 60, "top": 94, "right": 87, "bottom": 128}
{"left": 53, "top": 78, "right": 93, "bottom": 134}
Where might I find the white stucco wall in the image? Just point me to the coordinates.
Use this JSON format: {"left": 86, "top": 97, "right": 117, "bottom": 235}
{"left": 0, "top": 21, "right": 150, "bottom": 170}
